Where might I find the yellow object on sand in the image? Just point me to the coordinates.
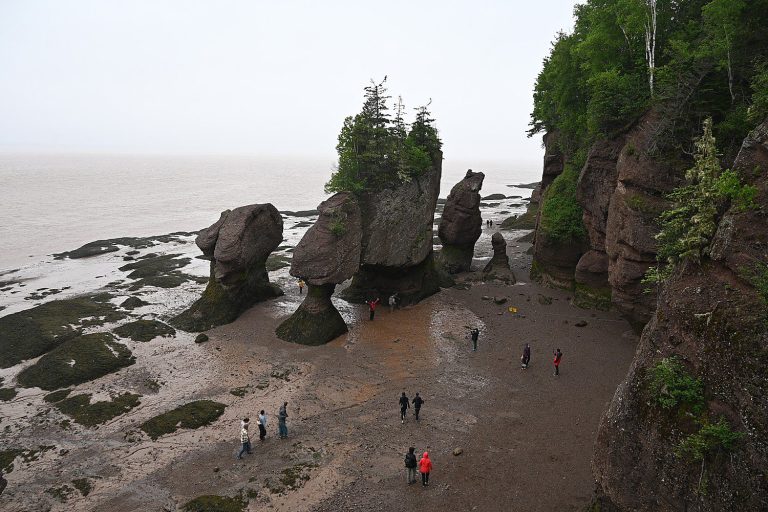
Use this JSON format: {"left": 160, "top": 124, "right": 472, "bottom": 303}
{"left": 508, "top": 306, "right": 518, "bottom": 313}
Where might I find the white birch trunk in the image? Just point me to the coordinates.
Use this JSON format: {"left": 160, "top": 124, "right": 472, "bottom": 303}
{"left": 644, "top": 0, "right": 657, "bottom": 97}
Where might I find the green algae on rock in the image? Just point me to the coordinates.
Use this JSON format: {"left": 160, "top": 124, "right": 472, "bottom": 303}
{"left": 113, "top": 319, "right": 175, "bottom": 342}
{"left": 182, "top": 494, "right": 247, "bottom": 512}
{"left": 55, "top": 392, "right": 141, "bottom": 426}
{"left": 141, "top": 400, "right": 225, "bottom": 440}
{"left": 0, "top": 294, "right": 126, "bottom": 368}
{"left": 16, "top": 333, "right": 135, "bottom": 390}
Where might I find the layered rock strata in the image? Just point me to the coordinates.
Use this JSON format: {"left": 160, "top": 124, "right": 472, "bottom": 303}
{"left": 172, "top": 204, "right": 283, "bottom": 331}
{"left": 276, "top": 193, "right": 362, "bottom": 345}
{"left": 438, "top": 169, "right": 485, "bottom": 273}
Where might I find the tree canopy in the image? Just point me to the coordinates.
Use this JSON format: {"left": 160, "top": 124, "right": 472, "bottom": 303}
{"left": 326, "top": 78, "right": 442, "bottom": 194}
{"left": 529, "top": 0, "right": 768, "bottom": 164}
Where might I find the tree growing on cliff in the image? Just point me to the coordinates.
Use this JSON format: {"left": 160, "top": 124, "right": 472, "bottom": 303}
{"left": 326, "top": 79, "right": 442, "bottom": 194}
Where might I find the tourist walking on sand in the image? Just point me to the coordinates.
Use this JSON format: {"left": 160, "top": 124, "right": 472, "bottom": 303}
{"left": 278, "top": 402, "right": 289, "bottom": 438}
{"left": 237, "top": 418, "right": 253, "bottom": 459}
{"left": 419, "top": 452, "right": 433, "bottom": 486}
{"left": 553, "top": 348, "right": 563, "bottom": 375}
{"left": 388, "top": 293, "right": 398, "bottom": 313}
{"left": 366, "top": 297, "right": 380, "bottom": 320}
{"left": 257, "top": 410, "right": 267, "bottom": 441}
{"left": 470, "top": 327, "right": 480, "bottom": 352}
{"left": 399, "top": 392, "right": 410, "bottom": 424}
{"left": 404, "top": 447, "right": 418, "bottom": 484}
{"left": 521, "top": 343, "right": 531, "bottom": 369}
{"left": 412, "top": 392, "right": 424, "bottom": 421}
{"left": 298, "top": 279, "right": 305, "bottom": 295}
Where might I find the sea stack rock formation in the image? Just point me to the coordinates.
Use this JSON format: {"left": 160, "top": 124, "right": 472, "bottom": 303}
{"left": 276, "top": 193, "right": 362, "bottom": 345}
{"left": 172, "top": 204, "right": 283, "bottom": 332}
{"left": 340, "top": 155, "right": 445, "bottom": 305}
{"left": 592, "top": 119, "right": 768, "bottom": 512}
{"left": 482, "top": 232, "right": 516, "bottom": 284}
{"left": 438, "top": 169, "right": 484, "bottom": 273}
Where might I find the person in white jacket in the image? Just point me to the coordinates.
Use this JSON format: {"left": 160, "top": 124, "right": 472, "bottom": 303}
{"left": 237, "top": 418, "right": 252, "bottom": 459}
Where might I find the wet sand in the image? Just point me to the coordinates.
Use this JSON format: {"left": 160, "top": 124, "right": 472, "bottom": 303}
{"left": 0, "top": 232, "right": 638, "bottom": 511}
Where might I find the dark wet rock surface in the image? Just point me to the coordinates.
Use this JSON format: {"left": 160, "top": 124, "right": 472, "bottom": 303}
{"left": 113, "top": 319, "right": 176, "bottom": 342}
{"left": 438, "top": 169, "right": 484, "bottom": 273}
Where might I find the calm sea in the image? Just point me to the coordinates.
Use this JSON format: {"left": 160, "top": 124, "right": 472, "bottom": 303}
{"left": 0, "top": 152, "right": 540, "bottom": 271}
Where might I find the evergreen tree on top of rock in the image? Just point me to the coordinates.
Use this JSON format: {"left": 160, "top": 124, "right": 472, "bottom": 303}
{"left": 326, "top": 77, "right": 442, "bottom": 194}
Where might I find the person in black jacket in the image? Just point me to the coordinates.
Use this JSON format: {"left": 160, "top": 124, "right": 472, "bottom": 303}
{"left": 399, "top": 392, "right": 410, "bottom": 424}
{"left": 404, "top": 447, "right": 418, "bottom": 484}
{"left": 412, "top": 393, "right": 424, "bottom": 421}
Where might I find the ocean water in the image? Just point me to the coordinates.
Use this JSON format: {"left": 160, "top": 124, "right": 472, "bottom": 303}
{"left": 0, "top": 152, "right": 539, "bottom": 271}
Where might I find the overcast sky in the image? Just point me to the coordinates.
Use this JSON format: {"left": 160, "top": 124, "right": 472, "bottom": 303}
{"left": 0, "top": 1, "right": 577, "bottom": 165}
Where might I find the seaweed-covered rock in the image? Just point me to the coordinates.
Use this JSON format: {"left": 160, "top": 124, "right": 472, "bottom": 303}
{"left": 0, "top": 294, "right": 125, "bottom": 369}
{"left": 172, "top": 204, "right": 284, "bottom": 332}
{"left": 113, "top": 320, "right": 175, "bottom": 342}
{"left": 438, "top": 169, "right": 485, "bottom": 273}
{"left": 141, "top": 400, "right": 225, "bottom": 440}
{"left": 276, "top": 284, "right": 348, "bottom": 345}
{"left": 482, "top": 232, "right": 516, "bottom": 284}
{"left": 16, "top": 333, "right": 135, "bottom": 390}
{"left": 342, "top": 157, "right": 445, "bottom": 304}
{"left": 277, "top": 193, "right": 362, "bottom": 345}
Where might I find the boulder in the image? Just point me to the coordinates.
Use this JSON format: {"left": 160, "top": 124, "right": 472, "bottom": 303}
{"left": 482, "top": 232, "right": 516, "bottom": 284}
{"left": 277, "top": 193, "right": 362, "bottom": 345}
{"left": 171, "top": 204, "right": 283, "bottom": 332}
{"left": 438, "top": 169, "right": 485, "bottom": 273}
{"left": 342, "top": 157, "right": 448, "bottom": 304}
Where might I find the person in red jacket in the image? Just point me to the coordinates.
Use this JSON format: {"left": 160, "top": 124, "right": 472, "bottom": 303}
{"left": 366, "top": 297, "right": 380, "bottom": 321}
{"left": 418, "top": 451, "right": 433, "bottom": 486}
{"left": 553, "top": 348, "right": 563, "bottom": 375}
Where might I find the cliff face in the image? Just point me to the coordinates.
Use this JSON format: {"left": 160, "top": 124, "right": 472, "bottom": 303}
{"left": 591, "top": 121, "right": 768, "bottom": 511}
{"left": 438, "top": 169, "right": 485, "bottom": 273}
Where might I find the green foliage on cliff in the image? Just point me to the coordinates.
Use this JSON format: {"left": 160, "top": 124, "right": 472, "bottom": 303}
{"left": 644, "top": 119, "right": 756, "bottom": 286}
{"left": 648, "top": 357, "right": 704, "bottom": 412}
{"left": 677, "top": 417, "right": 743, "bottom": 461}
{"left": 530, "top": 0, "right": 768, "bottom": 162}
{"left": 326, "top": 78, "right": 442, "bottom": 194}
{"left": 539, "top": 166, "right": 587, "bottom": 243}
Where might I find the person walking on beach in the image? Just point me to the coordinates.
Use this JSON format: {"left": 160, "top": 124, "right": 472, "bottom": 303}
{"left": 388, "top": 293, "right": 398, "bottom": 313}
{"left": 553, "top": 348, "right": 563, "bottom": 375}
{"left": 419, "top": 452, "right": 433, "bottom": 486}
{"left": 521, "top": 343, "right": 531, "bottom": 369}
{"left": 412, "top": 392, "right": 424, "bottom": 421}
{"left": 399, "top": 392, "right": 410, "bottom": 424}
{"left": 237, "top": 418, "right": 253, "bottom": 459}
{"left": 470, "top": 327, "right": 480, "bottom": 352}
{"left": 278, "top": 402, "right": 289, "bottom": 438}
{"left": 404, "top": 447, "right": 418, "bottom": 484}
{"left": 257, "top": 410, "right": 267, "bottom": 441}
{"left": 366, "top": 297, "right": 380, "bottom": 321}
{"left": 298, "top": 279, "right": 305, "bottom": 295}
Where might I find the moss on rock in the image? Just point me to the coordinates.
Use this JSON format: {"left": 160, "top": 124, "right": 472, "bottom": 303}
{"left": 113, "top": 319, "right": 175, "bottom": 342}
{"left": 55, "top": 392, "right": 141, "bottom": 426}
{"left": 437, "top": 244, "right": 474, "bottom": 274}
{"left": 182, "top": 494, "right": 247, "bottom": 512}
{"left": 16, "top": 333, "right": 135, "bottom": 390}
{"left": 574, "top": 283, "right": 612, "bottom": 311}
{"left": 276, "top": 285, "right": 347, "bottom": 345}
{"left": 0, "top": 294, "right": 125, "bottom": 368}
{"left": 141, "top": 400, "right": 225, "bottom": 440}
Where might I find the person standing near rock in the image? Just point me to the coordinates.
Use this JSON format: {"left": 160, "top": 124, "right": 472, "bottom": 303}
{"left": 298, "top": 279, "right": 305, "bottom": 295}
{"left": 404, "top": 447, "right": 418, "bottom": 484}
{"left": 412, "top": 392, "right": 424, "bottom": 421}
{"left": 521, "top": 343, "right": 531, "bottom": 369}
{"left": 278, "top": 402, "right": 289, "bottom": 438}
{"left": 257, "top": 410, "right": 267, "bottom": 441}
{"left": 399, "top": 392, "right": 410, "bottom": 424}
{"left": 419, "top": 451, "right": 433, "bottom": 486}
{"left": 366, "top": 297, "right": 380, "bottom": 321}
{"left": 553, "top": 348, "right": 563, "bottom": 375}
{"left": 388, "top": 293, "right": 398, "bottom": 313}
{"left": 237, "top": 418, "right": 253, "bottom": 459}
{"left": 470, "top": 327, "right": 480, "bottom": 352}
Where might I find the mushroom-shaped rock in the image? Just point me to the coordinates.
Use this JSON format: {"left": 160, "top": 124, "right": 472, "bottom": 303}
{"left": 341, "top": 158, "right": 448, "bottom": 304}
{"left": 482, "top": 232, "right": 516, "bottom": 284}
{"left": 276, "top": 193, "right": 362, "bottom": 345}
{"left": 438, "top": 169, "right": 485, "bottom": 273}
{"left": 171, "top": 204, "right": 283, "bottom": 332}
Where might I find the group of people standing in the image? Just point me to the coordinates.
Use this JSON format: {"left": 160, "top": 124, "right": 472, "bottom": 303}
{"left": 470, "top": 328, "right": 564, "bottom": 375}
{"left": 404, "top": 448, "right": 432, "bottom": 486}
{"left": 237, "top": 402, "right": 289, "bottom": 460}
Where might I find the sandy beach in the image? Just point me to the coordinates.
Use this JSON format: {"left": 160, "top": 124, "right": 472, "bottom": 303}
{"left": 0, "top": 229, "right": 638, "bottom": 512}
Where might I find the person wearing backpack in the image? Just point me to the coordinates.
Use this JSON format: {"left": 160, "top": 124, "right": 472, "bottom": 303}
{"left": 404, "top": 447, "right": 418, "bottom": 484}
